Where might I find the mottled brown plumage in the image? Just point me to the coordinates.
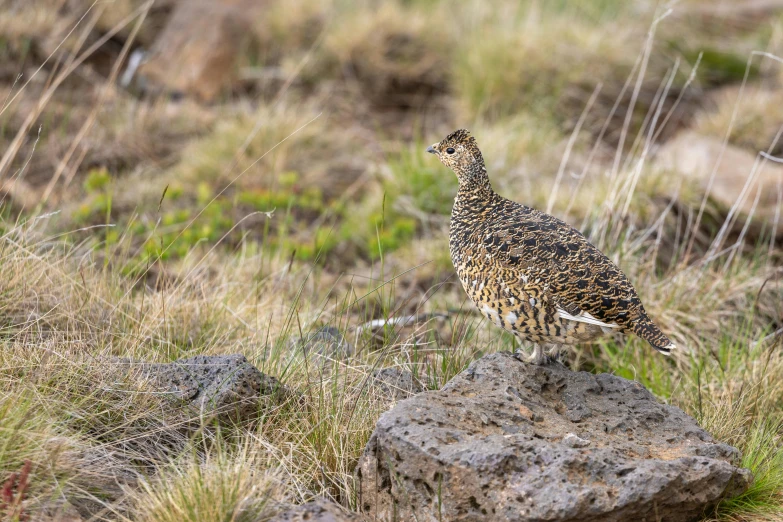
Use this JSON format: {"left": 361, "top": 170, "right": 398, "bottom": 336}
{"left": 426, "top": 129, "right": 675, "bottom": 364}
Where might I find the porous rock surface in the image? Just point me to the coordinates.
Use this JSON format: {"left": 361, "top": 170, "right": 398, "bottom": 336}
{"left": 275, "top": 498, "right": 367, "bottom": 521}
{"left": 138, "top": 354, "right": 290, "bottom": 421}
{"left": 357, "top": 352, "right": 751, "bottom": 522}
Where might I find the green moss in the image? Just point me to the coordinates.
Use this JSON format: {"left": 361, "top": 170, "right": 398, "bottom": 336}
{"left": 386, "top": 144, "right": 455, "bottom": 216}
{"left": 297, "top": 186, "right": 324, "bottom": 212}
{"left": 72, "top": 193, "right": 112, "bottom": 225}
{"left": 167, "top": 184, "right": 184, "bottom": 201}
{"left": 677, "top": 46, "right": 759, "bottom": 86}
{"left": 237, "top": 190, "right": 292, "bottom": 211}
{"left": 278, "top": 171, "right": 299, "bottom": 188}
{"left": 83, "top": 167, "right": 111, "bottom": 193}
{"left": 365, "top": 213, "right": 417, "bottom": 260}
{"left": 116, "top": 197, "right": 241, "bottom": 266}
{"left": 105, "top": 228, "right": 119, "bottom": 246}
{"left": 196, "top": 182, "right": 213, "bottom": 205}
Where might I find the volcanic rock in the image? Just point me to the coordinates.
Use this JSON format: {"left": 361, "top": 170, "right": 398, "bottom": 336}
{"left": 357, "top": 352, "right": 750, "bottom": 522}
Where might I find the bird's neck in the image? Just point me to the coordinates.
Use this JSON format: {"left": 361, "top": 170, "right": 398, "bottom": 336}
{"left": 456, "top": 166, "right": 493, "bottom": 204}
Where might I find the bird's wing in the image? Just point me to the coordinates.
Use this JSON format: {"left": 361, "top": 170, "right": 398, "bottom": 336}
{"left": 482, "top": 200, "right": 642, "bottom": 329}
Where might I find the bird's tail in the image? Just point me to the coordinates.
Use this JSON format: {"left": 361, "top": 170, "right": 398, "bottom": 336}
{"left": 631, "top": 316, "right": 675, "bottom": 355}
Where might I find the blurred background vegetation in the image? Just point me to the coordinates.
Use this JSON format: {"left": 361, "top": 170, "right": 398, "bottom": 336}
{"left": 2, "top": 0, "right": 780, "bottom": 272}
{"left": 1, "top": 0, "right": 782, "bottom": 520}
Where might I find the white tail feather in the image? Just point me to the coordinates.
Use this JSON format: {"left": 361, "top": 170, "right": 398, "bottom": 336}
{"left": 556, "top": 308, "right": 620, "bottom": 329}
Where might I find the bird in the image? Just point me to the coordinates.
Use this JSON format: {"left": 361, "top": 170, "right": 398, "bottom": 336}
{"left": 426, "top": 129, "right": 675, "bottom": 364}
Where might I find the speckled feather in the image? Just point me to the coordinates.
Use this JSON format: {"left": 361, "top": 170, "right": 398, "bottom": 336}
{"left": 428, "top": 129, "right": 674, "bottom": 356}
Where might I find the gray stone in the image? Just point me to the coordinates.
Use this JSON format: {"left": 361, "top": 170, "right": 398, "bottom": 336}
{"left": 655, "top": 129, "right": 783, "bottom": 237}
{"left": 139, "top": 354, "right": 290, "bottom": 421}
{"left": 563, "top": 432, "right": 591, "bottom": 448}
{"left": 290, "top": 326, "right": 354, "bottom": 363}
{"left": 357, "top": 352, "right": 751, "bottom": 522}
{"left": 368, "top": 367, "right": 425, "bottom": 402}
{"left": 274, "top": 498, "right": 366, "bottom": 521}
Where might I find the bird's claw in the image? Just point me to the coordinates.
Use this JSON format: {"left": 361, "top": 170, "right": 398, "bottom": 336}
{"left": 514, "top": 348, "right": 555, "bottom": 366}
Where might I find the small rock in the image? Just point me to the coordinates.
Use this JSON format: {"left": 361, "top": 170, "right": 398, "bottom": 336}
{"left": 289, "top": 326, "right": 354, "bottom": 363}
{"left": 357, "top": 352, "right": 751, "bottom": 522}
{"left": 274, "top": 498, "right": 367, "bottom": 521}
{"left": 517, "top": 404, "right": 536, "bottom": 421}
{"left": 128, "top": 354, "right": 291, "bottom": 422}
{"left": 368, "top": 367, "right": 425, "bottom": 402}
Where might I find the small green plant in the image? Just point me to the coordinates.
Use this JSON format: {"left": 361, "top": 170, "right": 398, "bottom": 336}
{"left": 386, "top": 144, "right": 455, "bottom": 216}
{"left": 713, "top": 420, "right": 783, "bottom": 519}
{"left": 73, "top": 168, "right": 114, "bottom": 226}
{"left": 83, "top": 167, "right": 111, "bottom": 193}
{"left": 365, "top": 213, "right": 416, "bottom": 260}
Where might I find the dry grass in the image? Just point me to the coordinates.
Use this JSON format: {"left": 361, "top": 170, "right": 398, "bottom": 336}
{"left": 1, "top": 0, "right": 782, "bottom": 520}
{"left": 123, "top": 441, "right": 287, "bottom": 522}
{"left": 694, "top": 84, "right": 783, "bottom": 156}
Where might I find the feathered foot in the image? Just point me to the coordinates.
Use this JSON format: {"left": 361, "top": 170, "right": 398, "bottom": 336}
{"left": 515, "top": 343, "right": 559, "bottom": 365}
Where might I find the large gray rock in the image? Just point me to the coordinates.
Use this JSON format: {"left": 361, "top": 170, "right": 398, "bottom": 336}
{"left": 655, "top": 129, "right": 783, "bottom": 237}
{"left": 139, "top": 354, "right": 290, "bottom": 421}
{"left": 274, "top": 498, "right": 367, "bottom": 521}
{"left": 357, "top": 352, "right": 750, "bottom": 522}
{"left": 137, "top": 0, "right": 266, "bottom": 101}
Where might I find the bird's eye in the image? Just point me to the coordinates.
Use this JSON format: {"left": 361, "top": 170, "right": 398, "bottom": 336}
{"left": 446, "top": 147, "right": 455, "bottom": 154}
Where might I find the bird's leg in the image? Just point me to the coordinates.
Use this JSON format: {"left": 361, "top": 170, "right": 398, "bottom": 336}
{"left": 513, "top": 340, "right": 556, "bottom": 365}
{"left": 513, "top": 338, "right": 533, "bottom": 361}
{"left": 518, "top": 343, "right": 549, "bottom": 365}
{"left": 545, "top": 344, "right": 563, "bottom": 364}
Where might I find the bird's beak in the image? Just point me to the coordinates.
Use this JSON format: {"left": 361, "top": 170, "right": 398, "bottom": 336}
{"left": 426, "top": 145, "right": 437, "bottom": 154}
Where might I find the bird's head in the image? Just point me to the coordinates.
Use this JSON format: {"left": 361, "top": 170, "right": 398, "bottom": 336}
{"left": 426, "top": 129, "right": 488, "bottom": 188}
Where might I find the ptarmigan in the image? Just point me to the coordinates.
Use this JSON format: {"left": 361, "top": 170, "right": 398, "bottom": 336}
{"left": 427, "top": 129, "right": 675, "bottom": 364}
